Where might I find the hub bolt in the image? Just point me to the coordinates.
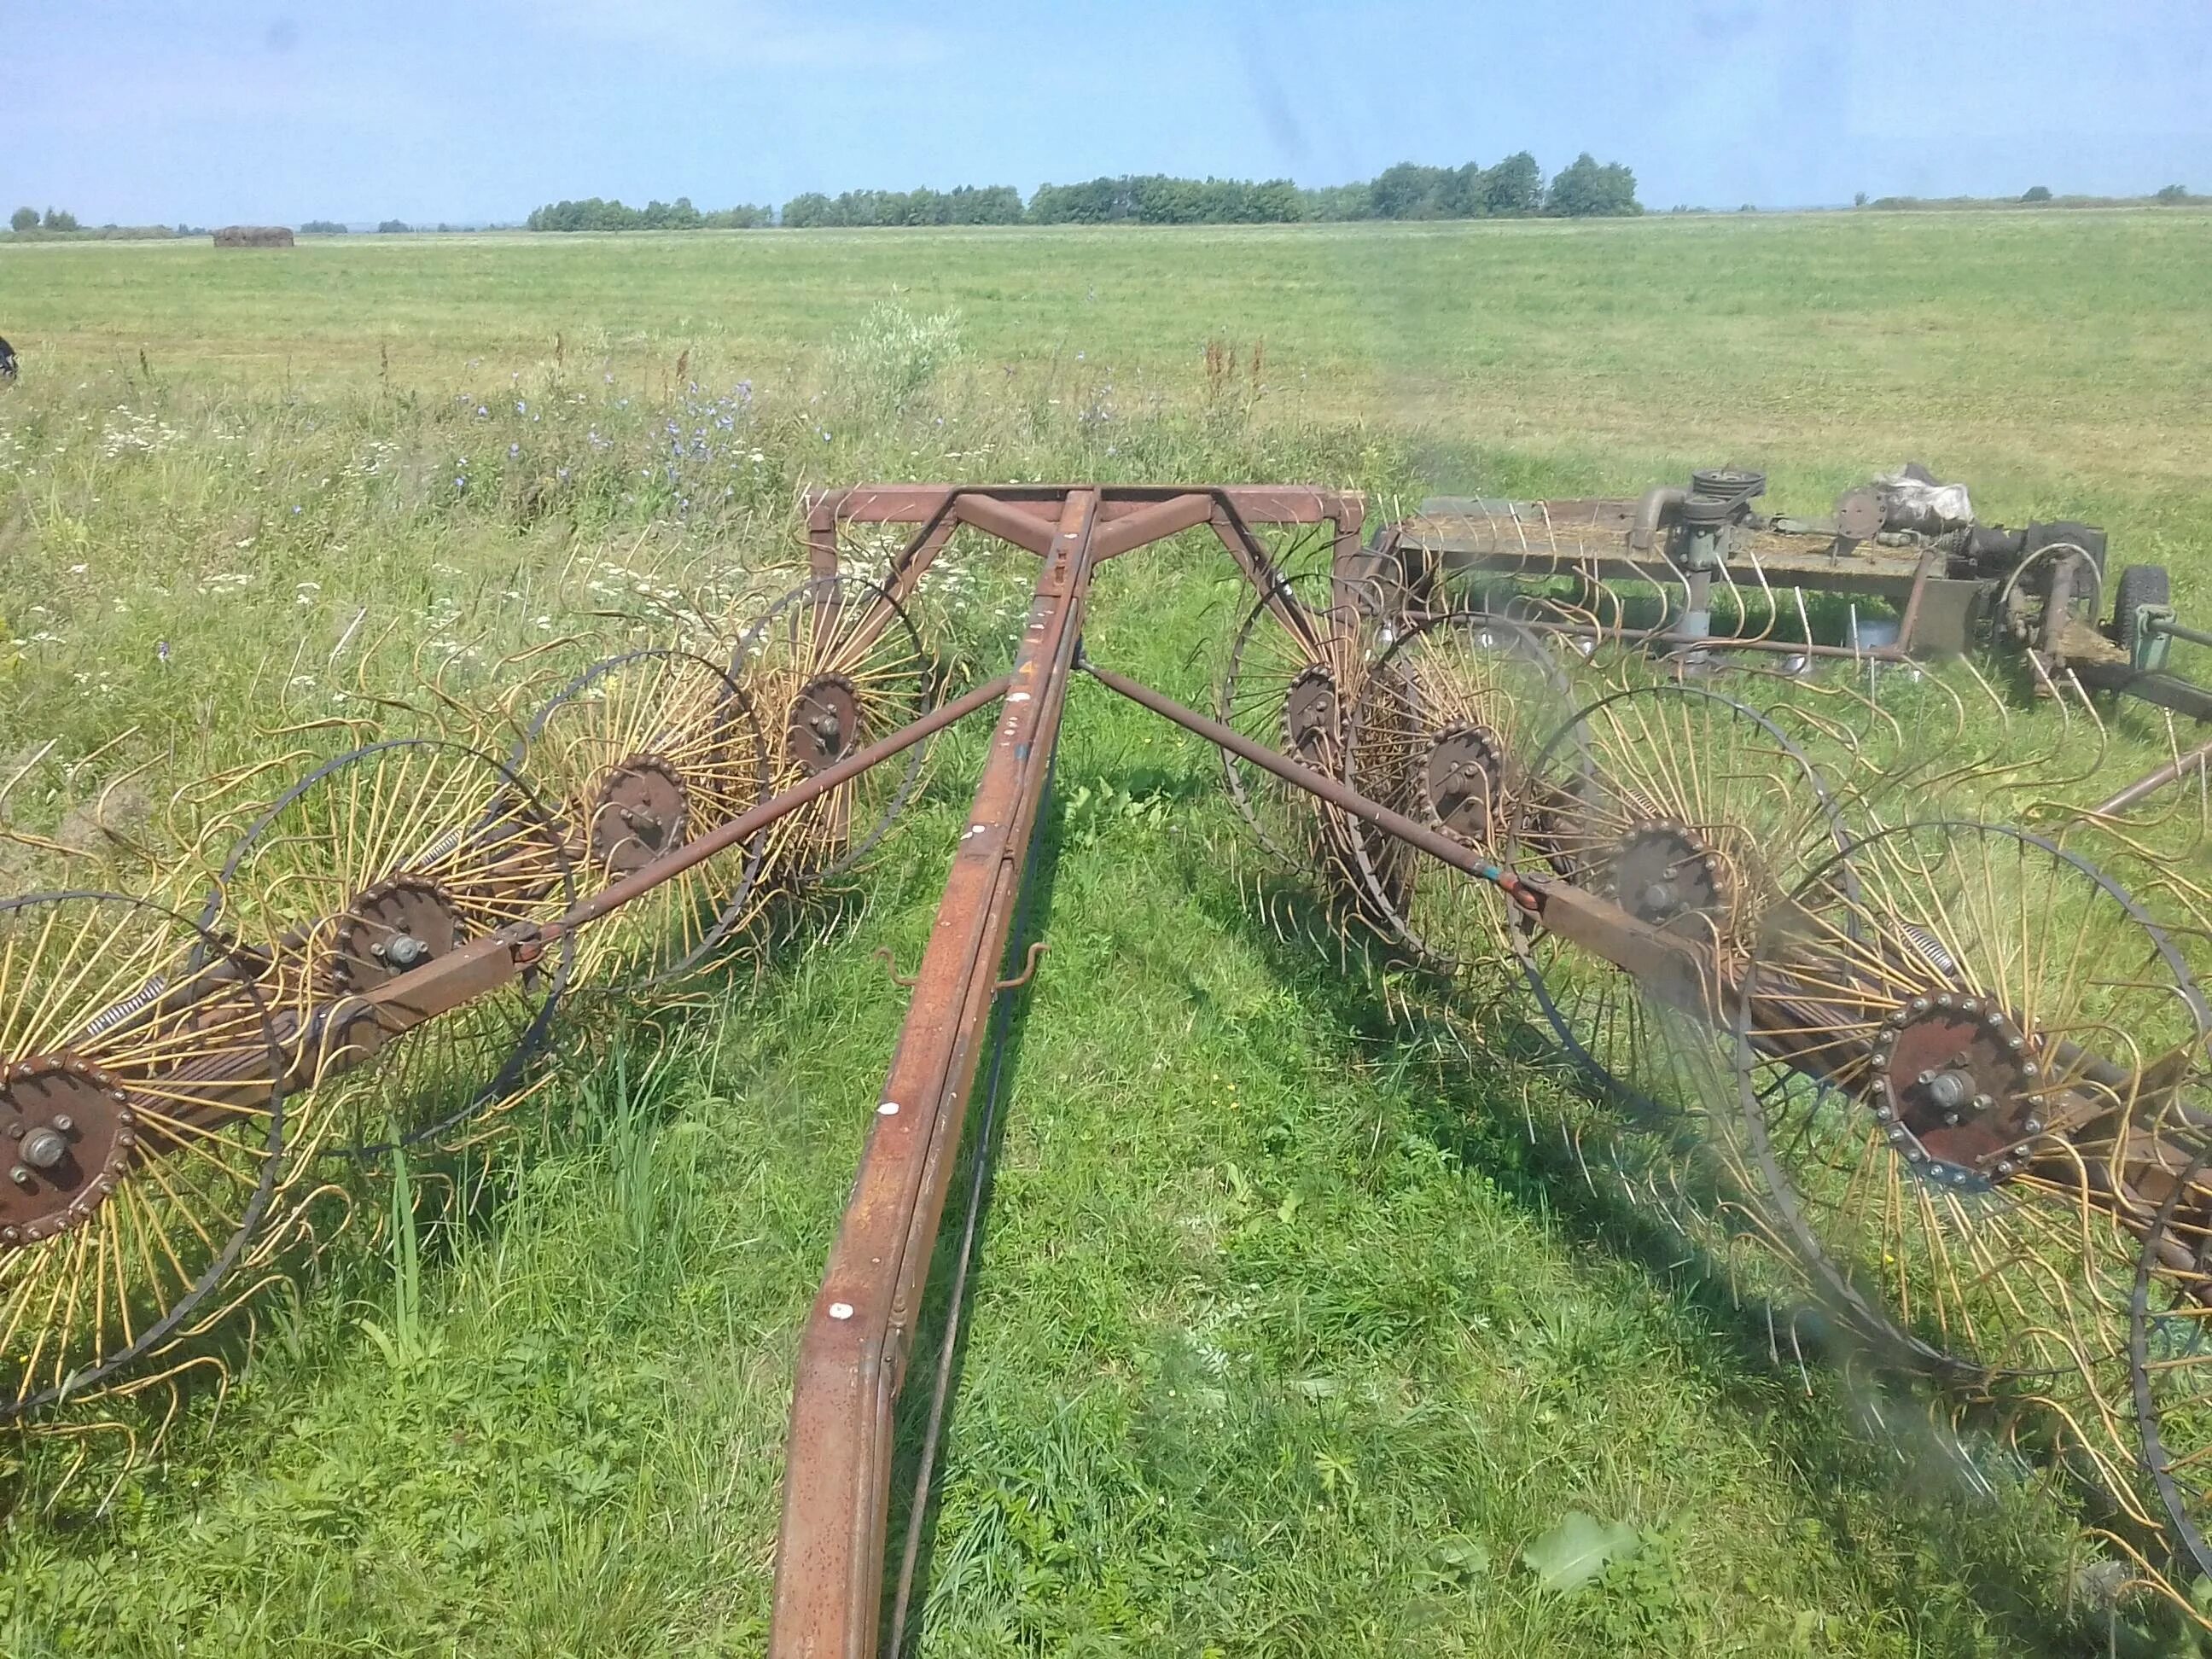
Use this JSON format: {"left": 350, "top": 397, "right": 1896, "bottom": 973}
{"left": 384, "top": 934, "right": 430, "bottom": 969}
{"left": 1922, "top": 1070, "right": 1976, "bottom": 1111}
{"left": 9, "top": 1167, "right": 30, "bottom": 1187}
{"left": 20, "top": 1128, "right": 67, "bottom": 1171}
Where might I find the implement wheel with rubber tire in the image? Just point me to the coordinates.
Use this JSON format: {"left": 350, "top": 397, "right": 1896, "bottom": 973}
{"left": 2112, "top": 563, "right": 2172, "bottom": 659}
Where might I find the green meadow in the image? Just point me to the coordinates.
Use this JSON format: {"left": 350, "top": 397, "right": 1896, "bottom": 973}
{"left": 0, "top": 211, "right": 2207, "bottom": 1655}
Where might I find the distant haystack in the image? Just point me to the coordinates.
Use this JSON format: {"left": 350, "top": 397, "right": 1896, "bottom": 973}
{"left": 212, "top": 225, "right": 294, "bottom": 248}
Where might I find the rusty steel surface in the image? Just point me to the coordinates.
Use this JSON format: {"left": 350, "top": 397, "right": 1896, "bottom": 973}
{"left": 2094, "top": 735, "right": 2212, "bottom": 816}
{"left": 806, "top": 483, "right": 1365, "bottom": 611}
{"left": 769, "top": 489, "right": 1100, "bottom": 1657}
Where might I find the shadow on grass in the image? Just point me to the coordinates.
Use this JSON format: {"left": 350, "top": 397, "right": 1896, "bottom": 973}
{"left": 1165, "top": 831, "right": 2178, "bottom": 1655}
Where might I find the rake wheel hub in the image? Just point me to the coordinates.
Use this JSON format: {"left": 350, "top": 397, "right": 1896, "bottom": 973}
{"left": 590, "top": 754, "right": 689, "bottom": 876}
{"left": 789, "top": 675, "right": 860, "bottom": 775}
{"left": 1281, "top": 666, "right": 1339, "bottom": 761}
{"left": 328, "top": 875, "right": 463, "bottom": 994}
{"left": 0, "top": 1056, "right": 134, "bottom": 1246}
{"left": 1867, "top": 997, "right": 2039, "bottom": 1190}
{"left": 1420, "top": 724, "right": 1507, "bottom": 842}
{"left": 1609, "top": 822, "right": 1726, "bottom": 928}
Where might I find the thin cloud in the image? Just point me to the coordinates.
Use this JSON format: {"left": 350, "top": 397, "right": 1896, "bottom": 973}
{"left": 509, "top": 0, "right": 953, "bottom": 67}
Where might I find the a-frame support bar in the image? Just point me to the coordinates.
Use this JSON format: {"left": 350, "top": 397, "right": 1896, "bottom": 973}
{"left": 770, "top": 490, "right": 1099, "bottom": 1657}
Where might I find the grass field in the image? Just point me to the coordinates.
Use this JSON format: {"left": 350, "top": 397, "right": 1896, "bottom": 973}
{"left": 0, "top": 212, "right": 2209, "bottom": 1656}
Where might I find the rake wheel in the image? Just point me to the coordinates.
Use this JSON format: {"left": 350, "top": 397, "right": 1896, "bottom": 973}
{"left": 1735, "top": 821, "right": 2207, "bottom": 1387}
{"left": 731, "top": 574, "right": 932, "bottom": 882}
{"left": 1217, "top": 573, "right": 1385, "bottom": 904}
{"left": 516, "top": 648, "right": 771, "bottom": 992}
{"left": 1510, "top": 682, "right": 1851, "bottom": 1126}
{"left": 1342, "top": 609, "right": 1575, "bottom": 977}
{"left": 208, "top": 737, "right": 576, "bottom": 1159}
{"left": 0, "top": 890, "right": 288, "bottom": 1417}
{"left": 2130, "top": 1131, "right": 2212, "bottom": 1584}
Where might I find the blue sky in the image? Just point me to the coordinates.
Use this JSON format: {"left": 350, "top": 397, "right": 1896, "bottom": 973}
{"left": 5, "top": 0, "right": 2208, "bottom": 224}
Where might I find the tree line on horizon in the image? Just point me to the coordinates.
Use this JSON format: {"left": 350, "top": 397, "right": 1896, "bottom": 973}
{"left": 13, "top": 174, "right": 2194, "bottom": 243}
{"left": 522, "top": 154, "right": 1643, "bottom": 232}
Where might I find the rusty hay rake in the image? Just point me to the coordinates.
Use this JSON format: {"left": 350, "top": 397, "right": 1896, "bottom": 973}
{"left": 3, "top": 481, "right": 2212, "bottom": 1649}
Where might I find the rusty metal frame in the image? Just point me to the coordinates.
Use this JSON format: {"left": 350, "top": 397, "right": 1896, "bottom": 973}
{"left": 766, "top": 484, "right": 1362, "bottom": 1656}
{"left": 804, "top": 483, "right": 1363, "bottom": 615}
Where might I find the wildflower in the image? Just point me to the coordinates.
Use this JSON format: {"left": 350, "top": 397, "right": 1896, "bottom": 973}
{"left": 509, "top": 442, "right": 520, "bottom": 458}
{"left": 156, "top": 639, "right": 170, "bottom": 663}
{"left": 475, "top": 405, "right": 489, "bottom": 418}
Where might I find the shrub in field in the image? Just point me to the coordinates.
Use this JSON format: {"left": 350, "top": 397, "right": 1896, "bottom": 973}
{"left": 828, "top": 300, "right": 964, "bottom": 418}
